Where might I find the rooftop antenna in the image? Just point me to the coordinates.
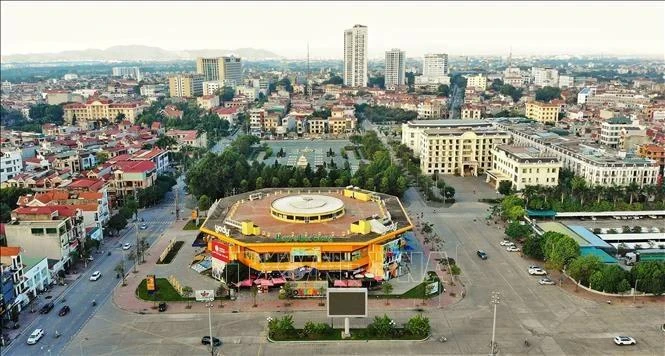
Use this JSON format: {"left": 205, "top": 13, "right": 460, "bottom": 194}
{"left": 507, "top": 46, "right": 512, "bottom": 67}
{"left": 307, "top": 41, "right": 310, "bottom": 96}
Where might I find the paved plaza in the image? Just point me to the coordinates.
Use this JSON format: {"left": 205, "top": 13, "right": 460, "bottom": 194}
{"left": 262, "top": 139, "right": 366, "bottom": 173}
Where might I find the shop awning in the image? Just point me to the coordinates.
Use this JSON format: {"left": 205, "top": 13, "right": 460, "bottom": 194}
{"left": 347, "top": 280, "right": 362, "bottom": 287}
{"left": 334, "top": 280, "right": 348, "bottom": 287}
{"left": 271, "top": 277, "right": 286, "bottom": 284}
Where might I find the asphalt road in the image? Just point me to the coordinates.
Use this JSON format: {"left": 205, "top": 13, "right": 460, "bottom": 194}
{"left": 61, "top": 186, "right": 665, "bottom": 355}
{"left": 1, "top": 178, "right": 187, "bottom": 356}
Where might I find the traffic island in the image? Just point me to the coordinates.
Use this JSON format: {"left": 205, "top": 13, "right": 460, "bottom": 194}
{"left": 267, "top": 314, "right": 431, "bottom": 342}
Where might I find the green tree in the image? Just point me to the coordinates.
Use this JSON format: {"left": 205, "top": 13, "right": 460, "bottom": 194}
{"left": 523, "top": 236, "right": 544, "bottom": 260}
{"left": 437, "top": 84, "right": 450, "bottom": 97}
{"left": 181, "top": 286, "right": 193, "bottom": 308}
{"left": 567, "top": 255, "right": 603, "bottom": 286}
{"left": 198, "top": 195, "right": 212, "bottom": 211}
{"left": 114, "top": 113, "right": 127, "bottom": 123}
{"left": 535, "top": 86, "right": 561, "bottom": 102}
{"left": 107, "top": 214, "right": 127, "bottom": 235}
{"left": 498, "top": 181, "right": 513, "bottom": 196}
{"left": 542, "top": 232, "right": 579, "bottom": 270}
{"left": 155, "top": 135, "right": 178, "bottom": 149}
{"left": 322, "top": 75, "right": 344, "bottom": 85}
{"left": 0, "top": 187, "right": 33, "bottom": 223}
{"left": 381, "top": 282, "right": 393, "bottom": 305}
{"left": 367, "top": 314, "right": 396, "bottom": 338}
{"left": 268, "top": 315, "right": 295, "bottom": 339}
{"left": 114, "top": 263, "right": 126, "bottom": 286}
{"left": 505, "top": 221, "right": 532, "bottom": 240}
{"left": 28, "top": 103, "right": 64, "bottom": 125}
{"left": 404, "top": 314, "right": 431, "bottom": 338}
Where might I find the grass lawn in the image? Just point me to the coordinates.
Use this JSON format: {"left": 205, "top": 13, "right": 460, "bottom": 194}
{"left": 271, "top": 328, "right": 424, "bottom": 341}
{"left": 156, "top": 241, "right": 184, "bottom": 264}
{"left": 372, "top": 271, "right": 442, "bottom": 299}
{"left": 136, "top": 278, "right": 193, "bottom": 302}
{"left": 183, "top": 219, "right": 203, "bottom": 230}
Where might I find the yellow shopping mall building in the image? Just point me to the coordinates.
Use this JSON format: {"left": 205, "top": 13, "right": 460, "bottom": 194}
{"left": 199, "top": 187, "right": 414, "bottom": 281}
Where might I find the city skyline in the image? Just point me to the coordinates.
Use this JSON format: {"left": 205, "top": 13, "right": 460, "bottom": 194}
{"left": 1, "top": 1, "right": 664, "bottom": 60}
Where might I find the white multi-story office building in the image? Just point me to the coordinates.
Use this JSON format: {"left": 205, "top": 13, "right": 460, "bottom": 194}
{"left": 558, "top": 75, "right": 574, "bottom": 88}
{"left": 600, "top": 117, "right": 633, "bottom": 148}
{"left": 112, "top": 67, "right": 142, "bottom": 81}
{"left": 466, "top": 74, "right": 487, "bottom": 91}
{"left": 384, "top": 49, "right": 406, "bottom": 88}
{"left": 419, "top": 53, "right": 449, "bottom": 84}
{"left": 577, "top": 87, "right": 596, "bottom": 105}
{"left": 495, "top": 121, "right": 659, "bottom": 187}
{"left": 196, "top": 56, "right": 242, "bottom": 86}
{"left": 343, "top": 24, "right": 368, "bottom": 87}
{"left": 532, "top": 67, "right": 559, "bottom": 87}
{"left": 1, "top": 150, "right": 22, "bottom": 183}
{"left": 487, "top": 145, "right": 561, "bottom": 191}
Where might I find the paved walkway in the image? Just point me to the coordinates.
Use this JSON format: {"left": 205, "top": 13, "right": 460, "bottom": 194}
{"left": 112, "top": 216, "right": 465, "bottom": 315}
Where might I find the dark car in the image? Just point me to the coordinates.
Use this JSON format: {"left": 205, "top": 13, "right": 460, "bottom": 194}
{"left": 39, "top": 302, "right": 54, "bottom": 314}
{"left": 58, "top": 305, "right": 70, "bottom": 316}
{"left": 201, "top": 336, "right": 222, "bottom": 347}
{"left": 158, "top": 302, "right": 167, "bottom": 312}
{"left": 477, "top": 250, "right": 488, "bottom": 260}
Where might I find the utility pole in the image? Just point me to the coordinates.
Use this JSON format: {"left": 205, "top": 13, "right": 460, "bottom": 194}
{"left": 206, "top": 301, "right": 215, "bottom": 356}
{"left": 134, "top": 221, "right": 139, "bottom": 272}
{"left": 489, "top": 291, "right": 500, "bottom": 355}
{"left": 175, "top": 186, "right": 180, "bottom": 221}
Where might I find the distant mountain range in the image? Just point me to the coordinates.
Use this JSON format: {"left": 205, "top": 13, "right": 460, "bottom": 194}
{"left": 0, "top": 45, "right": 283, "bottom": 63}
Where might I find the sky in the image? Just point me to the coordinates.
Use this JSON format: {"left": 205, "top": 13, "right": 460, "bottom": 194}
{"left": 1, "top": 1, "right": 664, "bottom": 59}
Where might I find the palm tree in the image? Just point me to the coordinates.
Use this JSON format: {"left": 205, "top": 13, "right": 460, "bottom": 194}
{"left": 216, "top": 283, "right": 227, "bottom": 308}
{"left": 522, "top": 185, "right": 539, "bottom": 208}
{"left": 607, "top": 184, "right": 622, "bottom": 208}
{"left": 642, "top": 184, "right": 656, "bottom": 203}
{"left": 114, "top": 263, "right": 126, "bottom": 286}
{"left": 592, "top": 185, "right": 604, "bottom": 204}
{"left": 625, "top": 181, "right": 640, "bottom": 205}
{"left": 571, "top": 177, "right": 587, "bottom": 206}
{"left": 382, "top": 282, "right": 394, "bottom": 305}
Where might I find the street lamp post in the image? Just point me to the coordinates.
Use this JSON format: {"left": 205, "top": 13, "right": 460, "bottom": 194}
{"left": 633, "top": 279, "right": 639, "bottom": 304}
{"left": 206, "top": 301, "right": 215, "bottom": 356}
{"left": 489, "top": 291, "right": 500, "bottom": 355}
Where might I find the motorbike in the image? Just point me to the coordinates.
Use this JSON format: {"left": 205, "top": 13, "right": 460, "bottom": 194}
{"left": 54, "top": 331, "right": 61, "bottom": 339}
{"left": 107, "top": 251, "right": 111, "bottom": 256}
{"left": 92, "top": 300, "right": 97, "bottom": 306}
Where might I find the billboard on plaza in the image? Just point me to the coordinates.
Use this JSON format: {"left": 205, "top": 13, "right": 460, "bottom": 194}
{"left": 210, "top": 239, "right": 230, "bottom": 263}
{"left": 195, "top": 289, "right": 215, "bottom": 302}
{"left": 327, "top": 287, "right": 367, "bottom": 318}
{"left": 146, "top": 275, "right": 156, "bottom": 291}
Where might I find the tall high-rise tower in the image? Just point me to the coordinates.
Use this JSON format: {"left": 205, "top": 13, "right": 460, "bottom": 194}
{"left": 384, "top": 48, "right": 406, "bottom": 88}
{"left": 343, "top": 24, "right": 368, "bottom": 87}
{"left": 196, "top": 56, "right": 242, "bottom": 85}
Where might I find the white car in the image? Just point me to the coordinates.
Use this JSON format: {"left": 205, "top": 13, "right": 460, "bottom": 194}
{"left": 26, "top": 328, "right": 44, "bottom": 345}
{"left": 122, "top": 243, "right": 132, "bottom": 250}
{"left": 89, "top": 271, "right": 102, "bottom": 281}
{"left": 528, "top": 265, "right": 541, "bottom": 270}
{"left": 506, "top": 246, "right": 520, "bottom": 252}
{"left": 613, "top": 336, "right": 636, "bottom": 345}
{"left": 500, "top": 240, "right": 515, "bottom": 246}
{"left": 529, "top": 268, "right": 547, "bottom": 276}
{"left": 140, "top": 224, "right": 148, "bottom": 230}
{"left": 539, "top": 277, "right": 555, "bottom": 285}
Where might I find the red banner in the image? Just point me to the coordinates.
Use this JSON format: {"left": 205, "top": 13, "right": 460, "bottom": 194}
{"left": 210, "top": 239, "right": 230, "bottom": 263}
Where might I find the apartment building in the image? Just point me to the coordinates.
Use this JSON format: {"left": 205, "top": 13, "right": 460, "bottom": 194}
{"left": 307, "top": 118, "right": 327, "bottom": 135}
{"left": 420, "top": 53, "right": 449, "bottom": 84}
{"left": 525, "top": 101, "right": 561, "bottom": 124}
{"left": 108, "top": 160, "right": 157, "bottom": 204}
{"left": 401, "top": 119, "right": 493, "bottom": 155}
{"left": 44, "top": 90, "right": 83, "bottom": 105}
{"left": 4, "top": 206, "right": 86, "bottom": 273}
{"left": 577, "top": 87, "right": 596, "bottom": 105}
{"left": 558, "top": 75, "right": 574, "bottom": 88}
{"left": 63, "top": 97, "right": 146, "bottom": 124}
{"left": 168, "top": 74, "right": 204, "bottom": 98}
{"left": 344, "top": 25, "right": 368, "bottom": 87}
{"left": 165, "top": 130, "right": 207, "bottom": 149}
{"left": 487, "top": 145, "right": 561, "bottom": 191}
{"left": 0, "top": 248, "right": 51, "bottom": 312}
{"left": 1, "top": 149, "right": 22, "bottom": 182}
{"left": 202, "top": 81, "right": 223, "bottom": 96}
{"left": 196, "top": 95, "right": 220, "bottom": 110}
{"left": 495, "top": 121, "right": 659, "bottom": 187}
{"left": 584, "top": 90, "right": 649, "bottom": 107}
{"left": 599, "top": 117, "right": 632, "bottom": 148}
{"left": 503, "top": 67, "right": 525, "bottom": 87}
{"left": 249, "top": 108, "right": 266, "bottom": 134}
{"left": 196, "top": 56, "right": 242, "bottom": 85}
{"left": 638, "top": 144, "right": 665, "bottom": 175}
{"left": 461, "top": 105, "right": 483, "bottom": 120}
{"left": 532, "top": 67, "right": 559, "bottom": 87}
{"left": 215, "top": 107, "right": 239, "bottom": 125}
{"left": 466, "top": 74, "right": 487, "bottom": 91}
{"left": 418, "top": 127, "right": 511, "bottom": 176}
{"left": 329, "top": 117, "right": 357, "bottom": 135}
{"left": 112, "top": 66, "right": 141, "bottom": 81}
{"left": 619, "top": 127, "right": 650, "bottom": 151}
{"left": 417, "top": 99, "right": 444, "bottom": 119}
{"left": 384, "top": 49, "right": 406, "bottom": 88}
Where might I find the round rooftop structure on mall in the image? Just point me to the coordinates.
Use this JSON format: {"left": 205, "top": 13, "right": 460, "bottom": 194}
{"left": 270, "top": 194, "right": 345, "bottom": 223}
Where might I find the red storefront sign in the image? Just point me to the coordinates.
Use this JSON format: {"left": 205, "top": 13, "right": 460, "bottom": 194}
{"left": 210, "top": 240, "right": 230, "bottom": 263}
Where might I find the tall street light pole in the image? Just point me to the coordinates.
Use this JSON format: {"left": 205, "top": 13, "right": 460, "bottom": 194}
{"left": 489, "top": 291, "right": 500, "bottom": 356}
{"left": 206, "top": 301, "right": 215, "bottom": 356}
{"left": 633, "top": 279, "right": 639, "bottom": 304}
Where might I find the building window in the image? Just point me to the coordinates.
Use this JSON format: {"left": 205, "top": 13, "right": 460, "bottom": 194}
{"left": 31, "top": 228, "right": 44, "bottom": 235}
